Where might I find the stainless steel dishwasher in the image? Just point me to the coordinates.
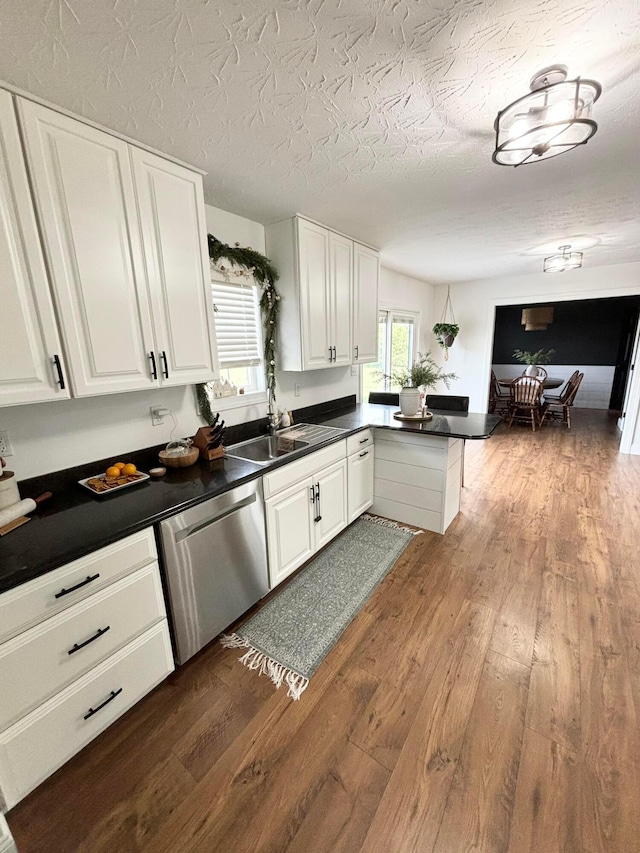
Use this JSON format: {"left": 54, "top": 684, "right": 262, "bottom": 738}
{"left": 159, "top": 480, "right": 269, "bottom": 664}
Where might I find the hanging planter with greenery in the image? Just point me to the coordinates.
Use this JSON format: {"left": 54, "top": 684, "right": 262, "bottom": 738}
{"left": 433, "top": 286, "right": 459, "bottom": 360}
{"left": 196, "top": 235, "right": 280, "bottom": 425}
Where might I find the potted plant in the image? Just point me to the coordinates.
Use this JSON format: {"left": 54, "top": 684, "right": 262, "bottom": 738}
{"left": 432, "top": 322, "right": 460, "bottom": 357}
{"left": 513, "top": 348, "right": 555, "bottom": 376}
{"left": 386, "top": 351, "right": 458, "bottom": 416}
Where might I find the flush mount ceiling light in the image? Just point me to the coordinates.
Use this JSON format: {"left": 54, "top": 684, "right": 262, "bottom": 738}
{"left": 493, "top": 65, "right": 601, "bottom": 167}
{"left": 543, "top": 245, "right": 584, "bottom": 273}
{"left": 522, "top": 307, "right": 554, "bottom": 331}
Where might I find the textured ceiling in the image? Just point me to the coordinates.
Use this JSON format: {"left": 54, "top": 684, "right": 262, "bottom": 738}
{"left": 1, "top": 0, "right": 639, "bottom": 283}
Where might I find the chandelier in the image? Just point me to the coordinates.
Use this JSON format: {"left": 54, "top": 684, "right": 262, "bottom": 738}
{"left": 493, "top": 66, "right": 601, "bottom": 167}
{"left": 521, "top": 307, "right": 554, "bottom": 331}
{"left": 543, "top": 245, "right": 583, "bottom": 273}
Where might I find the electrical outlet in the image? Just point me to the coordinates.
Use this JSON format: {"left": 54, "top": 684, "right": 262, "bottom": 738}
{"left": 0, "top": 430, "right": 13, "bottom": 457}
{"left": 350, "top": 365, "right": 358, "bottom": 377}
{"left": 150, "top": 406, "right": 169, "bottom": 426}
{"left": 294, "top": 383, "right": 301, "bottom": 397}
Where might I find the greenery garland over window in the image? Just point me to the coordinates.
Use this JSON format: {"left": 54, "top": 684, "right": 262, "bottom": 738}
{"left": 196, "top": 235, "right": 280, "bottom": 425}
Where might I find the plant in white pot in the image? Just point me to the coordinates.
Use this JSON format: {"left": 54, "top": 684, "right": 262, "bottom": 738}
{"left": 513, "top": 348, "right": 555, "bottom": 376}
{"left": 387, "top": 352, "right": 458, "bottom": 416}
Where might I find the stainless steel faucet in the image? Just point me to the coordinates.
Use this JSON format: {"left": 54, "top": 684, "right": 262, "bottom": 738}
{"left": 266, "top": 389, "right": 280, "bottom": 435}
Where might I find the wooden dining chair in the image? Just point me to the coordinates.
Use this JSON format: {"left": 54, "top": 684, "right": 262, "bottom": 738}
{"left": 489, "top": 370, "right": 510, "bottom": 416}
{"left": 541, "top": 372, "right": 583, "bottom": 429}
{"left": 507, "top": 376, "right": 544, "bottom": 431}
{"left": 544, "top": 370, "right": 579, "bottom": 402}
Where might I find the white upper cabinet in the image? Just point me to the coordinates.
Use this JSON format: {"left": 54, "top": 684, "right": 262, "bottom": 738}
{"left": 352, "top": 242, "right": 379, "bottom": 364}
{"left": 15, "top": 97, "right": 218, "bottom": 398}
{"left": 18, "top": 100, "right": 157, "bottom": 397}
{"left": 0, "top": 91, "right": 69, "bottom": 406}
{"left": 329, "top": 232, "right": 353, "bottom": 367}
{"left": 266, "top": 216, "right": 377, "bottom": 372}
{"left": 298, "top": 218, "right": 331, "bottom": 369}
{"left": 130, "top": 149, "right": 217, "bottom": 385}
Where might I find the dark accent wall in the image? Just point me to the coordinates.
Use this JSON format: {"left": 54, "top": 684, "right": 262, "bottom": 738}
{"left": 492, "top": 296, "right": 640, "bottom": 365}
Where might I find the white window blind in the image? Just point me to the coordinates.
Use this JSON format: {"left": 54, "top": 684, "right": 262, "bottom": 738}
{"left": 211, "top": 278, "right": 262, "bottom": 368}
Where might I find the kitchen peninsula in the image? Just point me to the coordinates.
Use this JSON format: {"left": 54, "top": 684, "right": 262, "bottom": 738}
{"left": 308, "top": 401, "right": 501, "bottom": 533}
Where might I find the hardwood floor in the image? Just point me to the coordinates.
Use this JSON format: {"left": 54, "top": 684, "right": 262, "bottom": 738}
{"left": 8, "top": 410, "right": 640, "bottom": 853}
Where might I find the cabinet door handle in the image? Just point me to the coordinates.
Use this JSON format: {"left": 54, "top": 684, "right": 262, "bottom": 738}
{"left": 148, "top": 351, "right": 157, "bottom": 380}
{"left": 83, "top": 687, "right": 123, "bottom": 721}
{"left": 355, "top": 345, "right": 359, "bottom": 360}
{"left": 160, "top": 351, "right": 169, "bottom": 379}
{"left": 328, "top": 346, "right": 333, "bottom": 363}
{"left": 310, "top": 485, "right": 316, "bottom": 504}
{"left": 54, "top": 573, "right": 100, "bottom": 599}
{"left": 333, "top": 346, "right": 337, "bottom": 362}
{"left": 52, "top": 354, "right": 65, "bottom": 390}
{"left": 359, "top": 450, "right": 369, "bottom": 458}
{"left": 314, "top": 483, "right": 322, "bottom": 522}
{"left": 68, "top": 625, "right": 110, "bottom": 655}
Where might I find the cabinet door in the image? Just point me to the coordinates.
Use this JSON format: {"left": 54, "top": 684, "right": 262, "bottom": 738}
{"left": 314, "top": 459, "right": 348, "bottom": 550}
{"left": 131, "top": 149, "right": 218, "bottom": 386}
{"left": 329, "top": 232, "right": 352, "bottom": 366}
{"left": 352, "top": 243, "right": 379, "bottom": 364}
{"left": 266, "top": 478, "right": 315, "bottom": 588}
{"left": 347, "top": 447, "right": 374, "bottom": 523}
{"left": 0, "top": 92, "right": 69, "bottom": 406}
{"left": 18, "top": 100, "right": 157, "bottom": 397}
{"left": 297, "top": 218, "right": 331, "bottom": 369}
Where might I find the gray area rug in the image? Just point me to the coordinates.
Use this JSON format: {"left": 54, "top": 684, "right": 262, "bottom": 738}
{"left": 221, "top": 515, "right": 418, "bottom": 699}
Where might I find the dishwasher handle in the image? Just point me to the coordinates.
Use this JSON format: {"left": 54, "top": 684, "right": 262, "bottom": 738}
{"left": 173, "top": 492, "right": 258, "bottom": 544}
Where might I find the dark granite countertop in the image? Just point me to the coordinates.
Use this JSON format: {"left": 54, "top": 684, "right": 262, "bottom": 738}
{"left": 306, "top": 403, "right": 501, "bottom": 440}
{"left": 0, "top": 399, "right": 500, "bottom": 594}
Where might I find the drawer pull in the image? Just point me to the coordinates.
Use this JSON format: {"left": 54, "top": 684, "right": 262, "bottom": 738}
{"left": 68, "top": 625, "right": 111, "bottom": 655}
{"left": 54, "top": 573, "right": 100, "bottom": 599}
{"left": 359, "top": 437, "right": 369, "bottom": 444}
{"left": 83, "top": 687, "right": 123, "bottom": 720}
{"left": 359, "top": 451, "right": 369, "bottom": 458}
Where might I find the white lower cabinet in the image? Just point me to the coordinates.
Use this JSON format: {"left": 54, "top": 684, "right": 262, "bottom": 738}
{"left": 265, "top": 443, "right": 347, "bottom": 588}
{"left": 265, "top": 479, "right": 316, "bottom": 588}
{"left": 347, "top": 445, "right": 374, "bottom": 523}
{"left": 0, "top": 529, "right": 174, "bottom": 810}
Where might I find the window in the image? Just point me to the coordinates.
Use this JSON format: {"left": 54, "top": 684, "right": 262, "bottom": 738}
{"left": 211, "top": 276, "right": 265, "bottom": 395}
{"left": 362, "top": 310, "right": 418, "bottom": 398}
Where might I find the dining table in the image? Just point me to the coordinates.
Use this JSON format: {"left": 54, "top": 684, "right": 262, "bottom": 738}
{"left": 498, "top": 376, "right": 564, "bottom": 390}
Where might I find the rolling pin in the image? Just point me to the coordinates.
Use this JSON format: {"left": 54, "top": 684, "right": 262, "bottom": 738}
{"left": 0, "top": 492, "right": 52, "bottom": 528}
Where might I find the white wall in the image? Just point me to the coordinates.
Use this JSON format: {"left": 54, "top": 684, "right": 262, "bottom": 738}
{"left": 379, "top": 267, "right": 435, "bottom": 354}
{"left": 432, "top": 261, "right": 640, "bottom": 450}
{"left": 1, "top": 205, "right": 356, "bottom": 480}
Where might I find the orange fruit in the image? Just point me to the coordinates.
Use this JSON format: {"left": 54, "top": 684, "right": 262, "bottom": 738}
{"left": 105, "top": 466, "right": 120, "bottom": 478}
{"left": 114, "top": 462, "right": 126, "bottom": 471}
{"left": 122, "top": 463, "right": 137, "bottom": 475}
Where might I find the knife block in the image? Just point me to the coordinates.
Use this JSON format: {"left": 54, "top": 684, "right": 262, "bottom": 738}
{"left": 193, "top": 426, "right": 225, "bottom": 461}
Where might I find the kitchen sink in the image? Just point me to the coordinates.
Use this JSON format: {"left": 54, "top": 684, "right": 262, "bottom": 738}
{"left": 225, "top": 423, "right": 347, "bottom": 465}
{"left": 224, "top": 434, "right": 310, "bottom": 465}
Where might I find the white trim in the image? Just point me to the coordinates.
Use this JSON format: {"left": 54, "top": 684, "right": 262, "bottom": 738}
{"left": 482, "top": 284, "right": 640, "bottom": 454}
{"left": 265, "top": 213, "right": 379, "bottom": 252}
{"left": 212, "top": 390, "right": 268, "bottom": 412}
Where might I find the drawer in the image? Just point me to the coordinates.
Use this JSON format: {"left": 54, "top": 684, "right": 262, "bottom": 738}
{"left": 346, "top": 429, "right": 372, "bottom": 456}
{"left": 0, "top": 563, "right": 166, "bottom": 730}
{"left": 0, "top": 528, "right": 157, "bottom": 644}
{"left": 0, "top": 621, "right": 174, "bottom": 810}
{"left": 262, "top": 439, "right": 346, "bottom": 498}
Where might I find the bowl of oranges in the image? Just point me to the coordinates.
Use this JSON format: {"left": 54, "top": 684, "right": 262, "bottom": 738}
{"left": 79, "top": 461, "right": 149, "bottom": 495}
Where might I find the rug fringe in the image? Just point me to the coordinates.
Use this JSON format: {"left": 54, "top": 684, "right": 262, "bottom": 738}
{"left": 220, "top": 634, "right": 309, "bottom": 700}
{"left": 362, "top": 513, "right": 423, "bottom": 536}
